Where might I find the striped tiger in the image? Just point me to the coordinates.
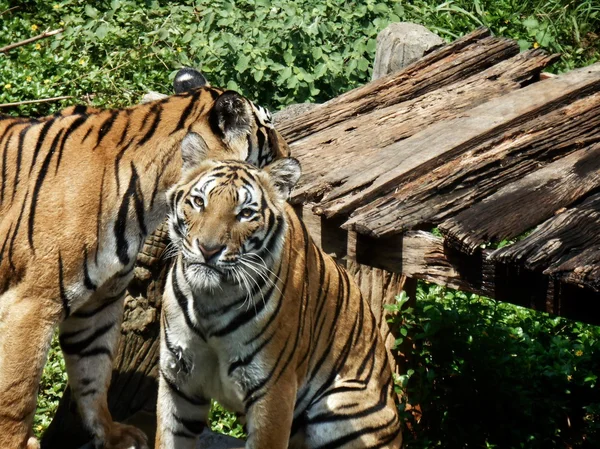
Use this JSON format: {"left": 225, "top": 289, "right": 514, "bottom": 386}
{"left": 0, "top": 69, "right": 289, "bottom": 449}
{"left": 157, "top": 158, "right": 402, "bottom": 448}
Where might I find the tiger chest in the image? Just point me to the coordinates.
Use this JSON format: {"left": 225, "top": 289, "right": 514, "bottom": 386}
{"left": 172, "top": 335, "right": 266, "bottom": 414}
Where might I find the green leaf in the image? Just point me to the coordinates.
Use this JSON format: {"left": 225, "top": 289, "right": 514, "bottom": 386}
{"left": 95, "top": 23, "right": 109, "bottom": 39}
{"left": 253, "top": 70, "right": 264, "bottom": 82}
{"left": 235, "top": 54, "right": 250, "bottom": 73}
{"left": 85, "top": 5, "right": 99, "bottom": 19}
{"left": 312, "top": 47, "right": 323, "bottom": 60}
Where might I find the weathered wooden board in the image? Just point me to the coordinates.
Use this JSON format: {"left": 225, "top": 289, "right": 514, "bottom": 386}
{"left": 291, "top": 50, "right": 558, "bottom": 204}
{"left": 438, "top": 142, "right": 600, "bottom": 254}
{"left": 279, "top": 27, "right": 519, "bottom": 143}
{"left": 492, "top": 191, "right": 600, "bottom": 291}
{"left": 353, "top": 231, "right": 600, "bottom": 325}
{"left": 326, "top": 62, "right": 600, "bottom": 228}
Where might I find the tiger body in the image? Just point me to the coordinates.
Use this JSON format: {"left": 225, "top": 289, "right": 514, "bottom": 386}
{"left": 158, "top": 159, "right": 402, "bottom": 449}
{"left": 0, "top": 72, "right": 288, "bottom": 449}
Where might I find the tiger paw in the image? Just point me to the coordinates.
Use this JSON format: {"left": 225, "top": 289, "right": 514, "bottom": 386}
{"left": 101, "top": 422, "right": 148, "bottom": 449}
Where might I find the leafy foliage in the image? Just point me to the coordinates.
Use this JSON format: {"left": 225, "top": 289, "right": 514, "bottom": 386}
{"left": 1, "top": 0, "right": 598, "bottom": 117}
{"left": 388, "top": 284, "right": 600, "bottom": 449}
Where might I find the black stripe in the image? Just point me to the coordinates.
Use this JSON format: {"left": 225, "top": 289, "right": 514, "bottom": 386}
{"left": 81, "top": 126, "right": 93, "bottom": 143}
{"left": 28, "top": 128, "right": 65, "bottom": 250}
{"left": 8, "top": 191, "right": 29, "bottom": 269}
{"left": 71, "top": 290, "right": 124, "bottom": 318}
{"left": 94, "top": 110, "right": 118, "bottom": 149}
{"left": 0, "top": 224, "right": 12, "bottom": 267}
{"left": 73, "top": 105, "right": 88, "bottom": 115}
{"left": 133, "top": 162, "right": 147, "bottom": 235}
{"left": 137, "top": 104, "right": 162, "bottom": 146}
{"left": 58, "top": 251, "right": 70, "bottom": 318}
{"left": 160, "top": 369, "right": 209, "bottom": 406}
{"left": 80, "top": 388, "right": 98, "bottom": 397}
{"left": 59, "top": 321, "right": 115, "bottom": 355}
{"left": 116, "top": 110, "right": 131, "bottom": 147}
{"left": 13, "top": 126, "right": 30, "bottom": 201}
{"left": 78, "top": 346, "right": 113, "bottom": 358}
{"left": 29, "top": 119, "right": 54, "bottom": 176}
{"left": 228, "top": 331, "right": 275, "bottom": 376}
{"left": 82, "top": 245, "right": 97, "bottom": 290}
{"left": 311, "top": 414, "right": 399, "bottom": 449}
{"left": 94, "top": 167, "right": 106, "bottom": 265}
{"left": 114, "top": 164, "right": 140, "bottom": 266}
{"left": 171, "top": 263, "right": 206, "bottom": 340}
{"left": 113, "top": 143, "right": 130, "bottom": 193}
{"left": 1, "top": 129, "right": 12, "bottom": 205}
{"left": 174, "top": 91, "right": 201, "bottom": 133}
{"left": 55, "top": 115, "right": 88, "bottom": 175}
{"left": 172, "top": 414, "right": 205, "bottom": 435}
{"left": 244, "top": 337, "right": 291, "bottom": 410}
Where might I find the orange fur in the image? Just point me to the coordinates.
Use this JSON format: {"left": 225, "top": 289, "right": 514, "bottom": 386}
{"left": 0, "top": 82, "right": 288, "bottom": 448}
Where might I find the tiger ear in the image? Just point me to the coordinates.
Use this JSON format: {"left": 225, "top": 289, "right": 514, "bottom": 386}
{"left": 210, "top": 91, "right": 253, "bottom": 142}
{"left": 174, "top": 68, "right": 209, "bottom": 94}
{"left": 181, "top": 132, "right": 209, "bottom": 172}
{"left": 265, "top": 158, "right": 302, "bottom": 200}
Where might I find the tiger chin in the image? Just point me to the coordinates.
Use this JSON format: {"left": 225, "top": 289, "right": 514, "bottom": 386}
{"left": 0, "top": 68, "right": 288, "bottom": 449}
{"left": 158, "top": 158, "right": 402, "bottom": 448}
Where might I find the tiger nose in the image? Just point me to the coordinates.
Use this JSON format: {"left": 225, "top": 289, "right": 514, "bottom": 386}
{"left": 198, "top": 243, "right": 224, "bottom": 260}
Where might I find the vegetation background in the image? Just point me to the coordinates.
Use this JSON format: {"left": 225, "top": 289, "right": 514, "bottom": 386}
{"left": 1, "top": 0, "right": 599, "bottom": 447}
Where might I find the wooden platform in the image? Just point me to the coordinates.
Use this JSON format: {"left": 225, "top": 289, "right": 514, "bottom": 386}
{"left": 280, "top": 27, "right": 600, "bottom": 326}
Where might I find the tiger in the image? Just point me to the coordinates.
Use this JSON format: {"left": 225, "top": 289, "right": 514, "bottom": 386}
{"left": 0, "top": 68, "right": 289, "bottom": 449}
{"left": 157, "top": 157, "right": 402, "bottom": 448}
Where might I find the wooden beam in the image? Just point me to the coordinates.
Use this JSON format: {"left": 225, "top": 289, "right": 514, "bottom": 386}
{"left": 291, "top": 50, "right": 558, "bottom": 205}
{"left": 492, "top": 191, "right": 600, "bottom": 291}
{"left": 439, "top": 141, "right": 600, "bottom": 254}
{"left": 279, "top": 28, "right": 518, "bottom": 143}
{"left": 314, "top": 61, "right": 600, "bottom": 220}
{"left": 352, "top": 230, "right": 600, "bottom": 326}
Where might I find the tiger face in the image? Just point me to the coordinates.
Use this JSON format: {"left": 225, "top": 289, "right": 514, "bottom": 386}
{"left": 167, "top": 158, "right": 301, "bottom": 292}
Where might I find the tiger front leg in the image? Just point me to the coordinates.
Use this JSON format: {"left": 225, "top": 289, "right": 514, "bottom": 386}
{"left": 155, "top": 372, "right": 210, "bottom": 449}
{"left": 0, "top": 289, "right": 58, "bottom": 449}
{"left": 244, "top": 376, "right": 296, "bottom": 449}
{"left": 57, "top": 293, "right": 148, "bottom": 449}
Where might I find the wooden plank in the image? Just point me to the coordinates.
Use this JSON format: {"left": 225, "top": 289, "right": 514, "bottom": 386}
{"left": 492, "top": 191, "right": 600, "bottom": 291}
{"left": 346, "top": 94, "right": 600, "bottom": 238}
{"left": 278, "top": 28, "right": 519, "bottom": 143}
{"left": 438, "top": 142, "right": 600, "bottom": 254}
{"left": 352, "top": 231, "right": 600, "bottom": 326}
{"left": 291, "top": 50, "right": 559, "bottom": 204}
{"left": 315, "top": 62, "right": 600, "bottom": 219}
{"left": 315, "top": 62, "right": 600, "bottom": 221}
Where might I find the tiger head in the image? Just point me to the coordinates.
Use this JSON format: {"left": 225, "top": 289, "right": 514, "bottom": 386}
{"left": 170, "top": 68, "right": 289, "bottom": 171}
{"left": 167, "top": 158, "right": 301, "bottom": 292}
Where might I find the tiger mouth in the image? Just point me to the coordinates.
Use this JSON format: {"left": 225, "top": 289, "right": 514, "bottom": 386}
{"left": 185, "top": 261, "right": 225, "bottom": 276}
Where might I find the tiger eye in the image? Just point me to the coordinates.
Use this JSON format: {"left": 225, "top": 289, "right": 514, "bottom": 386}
{"left": 239, "top": 208, "right": 254, "bottom": 219}
{"left": 192, "top": 196, "right": 204, "bottom": 210}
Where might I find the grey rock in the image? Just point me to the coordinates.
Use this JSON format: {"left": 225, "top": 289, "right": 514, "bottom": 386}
{"left": 273, "top": 102, "right": 320, "bottom": 127}
{"left": 197, "top": 429, "right": 244, "bottom": 449}
{"left": 372, "top": 22, "right": 445, "bottom": 80}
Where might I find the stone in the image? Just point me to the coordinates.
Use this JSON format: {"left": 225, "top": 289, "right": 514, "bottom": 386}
{"left": 372, "top": 22, "right": 445, "bottom": 80}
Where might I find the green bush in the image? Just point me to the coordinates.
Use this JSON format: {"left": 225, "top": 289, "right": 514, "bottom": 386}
{"left": 1, "top": 0, "right": 598, "bottom": 116}
{"left": 388, "top": 285, "right": 600, "bottom": 449}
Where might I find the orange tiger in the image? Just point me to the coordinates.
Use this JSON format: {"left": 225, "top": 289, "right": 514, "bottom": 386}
{"left": 157, "top": 158, "right": 402, "bottom": 448}
{"left": 0, "top": 68, "right": 288, "bottom": 449}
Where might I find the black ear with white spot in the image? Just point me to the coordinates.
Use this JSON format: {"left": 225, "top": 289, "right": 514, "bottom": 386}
{"left": 174, "top": 68, "right": 209, "bottom": 94}
{"left": 181, "top": 132, "right": 209, "bottom": 172}
{"left": 265, "top": 158, "right": 302, "bottom": 199}
{"left": 209, "top": 90, "right": 253, "bottom": 140}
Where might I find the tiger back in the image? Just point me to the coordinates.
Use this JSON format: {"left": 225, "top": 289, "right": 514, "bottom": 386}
{"left": 0, "top": 69, "right": 289, "bottom": 449}
{"left": 158, "top": 158, "right": 402, "bottom": 449}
